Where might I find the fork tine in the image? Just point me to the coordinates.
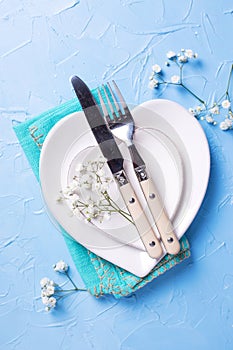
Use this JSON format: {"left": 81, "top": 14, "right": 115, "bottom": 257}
{"left": 106, "top": 82, "right": 123, "bottom": 117}
{"left": 97, "top": 88, "right": 111, "bottom": 123}
{"left": 102, "top": 84, "right": 118, "bottom": 121}
{"left": 112, "top": 80, "right": 127, "bottom": 110}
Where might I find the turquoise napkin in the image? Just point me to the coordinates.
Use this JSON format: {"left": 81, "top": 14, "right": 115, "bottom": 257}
{"left": 14, "top": 88, "right": 191, "bottom": 298}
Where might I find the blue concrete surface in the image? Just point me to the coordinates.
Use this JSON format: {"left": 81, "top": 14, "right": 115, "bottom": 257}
{"left": 1, "top": 0, "right": 233, "bottom": 349}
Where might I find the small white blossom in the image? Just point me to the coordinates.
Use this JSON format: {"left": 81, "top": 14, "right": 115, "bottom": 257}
{"left": 220, "top": 121, "right": 228, "bottom": 130}
{"left": 53, "top": 260, "right": 69, "bottom": 273}
{"left": 43, "top": 285, "right": 55, "bottom": 296}
{"left": 42, "top": 296, "right": 50, "bottom": 305}
{"left": 96, "top": 168, "right": 105, "bottom": 177}
{"left": 100, "top": 182, "right": 109, "bottom": 192}
{"left": 171, "top": 75, "right": 180, "bottom": 84}
{"left": 185, "top": 49, "right": 194, "bottom": 58}
{"left": 48, "top": 297, "right": 56, "bottom": 308}
{"left": 166, "top": 51, "right": 176, "bottom": 59}
{"left": 221, "top": 99, "right": 231, "bottom": 109}
{"left": 224, "top": 118, "right": 233, "bottom": 128}
{"left": 188, "top": 108, "right": 195, "bottom": 115}
{"left": 69, "top": 180, "right": 79, "bottom": 191}
{"left": 196, "top": 106, "right": 202, "bottom": 113}
{"left": 165, "top": 61, "right": 170, "bottom": 66}
{"left": 210, "top": 105, "right": 219, "bottom": 114}
{"left": 148, "top": 79, "right": 159, "bottom": 89}
{"left": 40, "top": 277, "right": 50, "bottom": 288}
{"left": 152, "top": 64, "right": 162, "bottom": 73}
{"left": 71, "top": 193, "right": 79, "bottom": 201}
{"left": 75, "top": 163, "right": 84, "bottom": 172}
{"left": 178, "top": 55, "right": 188, "bottom": 63}
{"left": 92, "top": 182, "right": 101, "bottom": 192}
{"left": 62, "top": 187, "right": 74, "bottom": 197}
{"left": 103, "top": 212, "right": 111, "bottom": 221}
{"left": 206, "top": 116, "right": 214, "bottom": 124}
{"left": 45, "top": 297, "right": 57, "bottom": 311}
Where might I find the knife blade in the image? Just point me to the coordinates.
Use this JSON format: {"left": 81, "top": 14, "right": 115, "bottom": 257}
{"left": 71, "top": 75, "right": 163, "bottom": 259}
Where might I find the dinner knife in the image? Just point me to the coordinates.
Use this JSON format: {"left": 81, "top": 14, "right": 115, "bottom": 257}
{"left": 70, "top": 75, "right": 163, "bottom": 259}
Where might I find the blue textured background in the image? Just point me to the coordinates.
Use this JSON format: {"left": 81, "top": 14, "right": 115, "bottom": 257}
{"left": 1, "top": 0, "right": 233, "bottom": 349}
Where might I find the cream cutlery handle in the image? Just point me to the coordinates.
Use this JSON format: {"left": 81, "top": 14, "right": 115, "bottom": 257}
{"left": 140, "top": 178, "right": 181, "bottom": 255}
{"left": 120, "top": 182, "right": 163, "bottom": 259}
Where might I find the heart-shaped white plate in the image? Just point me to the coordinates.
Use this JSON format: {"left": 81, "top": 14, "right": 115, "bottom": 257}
{"left": 39, "top": 99, "right": 210, "bottom": 277}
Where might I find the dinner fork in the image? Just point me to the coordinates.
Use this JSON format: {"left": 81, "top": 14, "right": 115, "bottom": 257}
{"left": 98, "top": 81, "right": 181, "bottom": 255}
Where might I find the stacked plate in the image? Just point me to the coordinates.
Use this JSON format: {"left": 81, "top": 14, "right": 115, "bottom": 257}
{"left": 40, "top": 99, "right": 210, "bottom": 277}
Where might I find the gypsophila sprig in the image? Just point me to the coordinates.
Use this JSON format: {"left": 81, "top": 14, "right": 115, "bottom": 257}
{"left": 149, "top": 49, "right": 233, "bottom": 130}
{"left": 57, "top": 156, "right": 134, "bottom": 225}
{"left": 53, "top": 260, "right": 68, "bottom": 273}
{"left": 40, "top": 261, "right": 87, "bottom": 312}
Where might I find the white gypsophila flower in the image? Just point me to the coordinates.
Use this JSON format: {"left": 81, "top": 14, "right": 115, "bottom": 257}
{"left": 62, "top": 187, "right": 74, "bottom": 197}
{"left": 185, "top": 49, "right": 194, "bottom": 58}
{"left": 100, "top": 182, "right": 109, "bottom": 192}
{"left": 96, "top": 168, "right": 105, "bottom": 177}
{"left": 71, "top": 179, "right": 79, "bottom": 188}
{"left": 75, "top": 163, "right": 84, "bottom": 172}
{"left": 166, "top": 51, "right": 176, "bottom": 59}
{"left": 42, "top": 296, "right": 50, "bottom": 305}
{"left": 210, "top": 105, "right": 220, "bottom": 114}
{"left": 171, "top": 75, "right": 180, "bottom": 84}
{"left": 222, "top": 99, "right": 231, "bottom": 109}
{"left": 178, "top": 55, "right": 188, "bottom": 63}
{"left": 196, "top": 106, "right": 202, "bottom": 113}
{"left": 103, "top": 212, "right": 111, "bottom": 221}
{"left": 53, "top": 260, "right": 69, "bottom": 273}
{"left": 206, "top": 116, "right": 214, "bottom": 124}
{"left": 148, "top": 80, "right": 155, "bottom": 89}
{"left": 40, "top": 277, "right": 50, "bottom": 288}
{"left": 70, "top": 193, "right": 79, "bottom": 202}
{"left": 48, "top": 297, "right": 56, "bottom": 308}
{"left": 188, "top": 108, "right": 195, "bottom": 115}
{"left": 45, "top": 297, "right": 57, "bottom": 311}
{"left": 165, "top": 61, "right": 170, "bottom": 66}
{"left": 86, "top": 204, "right": 95, "bottom": 215}
{"left": 86, "top": 165, "right": 92, "bottom": 172}
{"left": 43, "top": 285, "right": 55, "bottom": 296}
{"left": 92, "top": 182, "right": 101, "bottom": 192}
{"left": 152, "top": 64, "right": 162, "bottom": 73}
{"left": 220, "top": 121, "right": 229, "bottom": 131}
{"left": 224, "top": 118, "right": 233, "bottom": 128}
{"left": 148, "top": 79, "right": 159, "bottom": 89}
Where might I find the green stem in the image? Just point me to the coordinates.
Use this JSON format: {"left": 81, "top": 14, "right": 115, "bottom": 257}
{"left": 102, "top": 192, "right": 130, "bottom": 216}
{"left": 56, "top": 288, "right": 87, "bottom": 292}
{"left": 179, "top": 64, "right": 183, "bottom": 83}
{"left": 180, "top": 83, "right": 206, "bottom": 105}
{"left": 103, "top": 193, "right": 134, "bottom": 224}
{"left": 65, "top": 271, "right": 79, "bottom": 290}
{"left": 225, "top": 64, "right": 233, "bottom": 100}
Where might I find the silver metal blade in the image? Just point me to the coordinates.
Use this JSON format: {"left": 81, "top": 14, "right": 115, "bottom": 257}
{"left": 71, "top": 76, "right": 124, "bottom": 174}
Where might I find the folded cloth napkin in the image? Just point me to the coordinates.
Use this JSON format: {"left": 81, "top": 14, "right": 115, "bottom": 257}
{"left": 14, "top": 87, "right": 191, "bottom": 298}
